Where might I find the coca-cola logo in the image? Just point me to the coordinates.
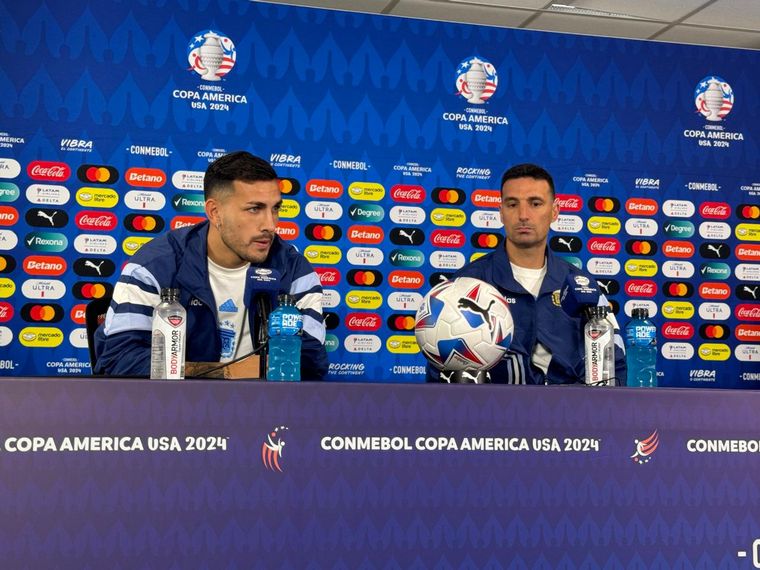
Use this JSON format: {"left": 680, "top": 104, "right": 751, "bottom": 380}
{"left": 555, "top": 194, "right": 582, "bottom": 212}
{"left": 75, "top": 211, "right": 118, "bottom": 230}
{"left": 625, "top": 280, "right": 657, "bottom": 297}
{"left": 345, "top": 312, "right": 381, "bottom": 331}
{"left": 315, "top": 267, "right": 341, "bottom": 286}
{"left": 430, "top": 230, "right": 465, "bottom": 248}
{"left": 661, "top": 322, "right": 694, "bottom": 340}
{"left": 0, "top": 301, "right": 13, "bottom": 322}
{"left": 736, "top": 304, "right": 760, "bottom": 321}
{"left": 390, "top": 185, "right": 425, "bottom": 204}
{"left": 27, "top": 161, "right": 71, "bottom": 181}
{"left": 587, "top": 238, "right": 620, "bottom": 254}
{"left": 699, "top": 202, "right": 731, "bottom": 219}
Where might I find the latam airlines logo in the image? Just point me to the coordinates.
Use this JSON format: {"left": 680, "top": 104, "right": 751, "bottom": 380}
{"left": 456, "top": 56, "right": 498, "bottom": 104}
{"left": 188, "top": 30, "right": 236, "bottom": 81}
{"left": 695, "top": 76, "right": 733, "bottom": 121}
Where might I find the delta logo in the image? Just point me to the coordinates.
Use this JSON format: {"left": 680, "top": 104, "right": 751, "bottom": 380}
{"left": 661, "top": 322, "right": 694, "bottom": 340}
{"left": 345, "top": 312, "right": 381, "bottom": 332}
{"left": 588, "top": 197, "right": 620, "bottom": 214}
{"left": 125, "top": 167, "right": 166, "bottom": 188}
{"left": 432, "top": 187, "right": 465, "bottom": 206}
{"left": 77, "top": 164, "right": 119, "bottom": 185}
{"left": 625, "top": 198, "right": 658, "bottom": 216}
{"left": 735, "top": 244, "right": 760, "bottom": 261}
{"left": 555, "top": 194, "right": 583, "bottom": 213}
{"left": 662, "top": 241, "right": 695, "bottom": 258}
{"left": 305, "top": 223, "right": 342, "bottom": 242}
{"left": 23, "top": 255, "right": 67, "bottom": 277}
{"left": 388, "top": 270, "right": 424, "bottom": 289}
{"left": 306, "top": 179, "right": 342, "bottom": 199}
{"left": 347, "top": 225, "right": 384, "bottom": 245}
{"left": 315, "top": 267, "right": 341, "bottom": 286}
{"left": 75, "top": 211, "right": 118, "bottom": 231}
{"left": 124, "top": 214, "right": 165, "bottom": 234}
{"left": 275, "top": 221, "right": 299, "bottom": 240}
{"left": 27, "top": 161, "right": 70, "bottom": 182}
{"left": 0, "top": 206, "right": 19, "bottom": 226}
{"left": 625, "top": 240, "right": 657, "bottom": 256}
{"left": 625, "top": 280, "right": 657, "bottom": 298}
{"left": 471, "top": 190, "right": 501, "bottom": 209}
{"left": 699, "top": 282, "right": 730, "bottom": 300}
{"left": 390, "top": 185, "right": 425, "bottom": 204}
{"left": 587, "top": 238, "right": 620, "bottom": 255}
{"left": 20, "top": 303, "right": 64, "bottom": 323}
{"left": 699, "top": 201, "right": 731, "bottom": 219}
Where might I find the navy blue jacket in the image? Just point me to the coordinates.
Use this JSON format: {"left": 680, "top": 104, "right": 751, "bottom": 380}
{"left": 94, "top": 221, "right": 327, "bottom": 380}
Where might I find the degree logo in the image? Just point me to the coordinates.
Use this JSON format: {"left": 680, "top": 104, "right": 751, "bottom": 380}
{"left": 306, "top": 179, "right": 342, "bottom": 199}
{"left": 18, "top": 326, "right": 64, "bottom": 348}
{"left": 0, "top": 182, "right": 20, "bottom": 202}
{"left": 348, "top": 203, "right": 384, "bottom": 223}
{"left": 432, "top": 187, "right": 465, "bottom": 206}
{"left": 588, "top": 196, "right": 620, "bottom": 214}
{"left": 77, "top": 164, "right": 119, "bottom": 185}
{"left": 663, "top": 221, "right": 695, "bottom": 238}
{"left": 261, "top": 426, "right": 287, "bottom": 472}
{"left": 124, "top": 214, "right": 165, "bottom": 234}
{"left": 305, "top": 223, "right": 342, "bottom": 242}
{"left": 20, "top": 303, "right": 63, "bottom": 323}
{"left": 188, "top": 30, "right": 237, "bottom": 81}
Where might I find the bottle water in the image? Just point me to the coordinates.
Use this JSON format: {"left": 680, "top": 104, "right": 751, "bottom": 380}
{"left": 625, "top": 308, "right": 657, "bottom": 387}
{"left": 150, "top": 288, "right": 186, "bottom": 380}
{"left": 266, "top": 294, "right": 302, "bottom": 381}
{"left": 584, "top": 306, "right": 615, "bottom": 386}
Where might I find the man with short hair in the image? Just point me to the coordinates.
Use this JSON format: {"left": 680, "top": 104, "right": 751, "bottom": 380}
{"left": 428, "top": 163, "right": 626, "bottom": 384}
{"left": 95, "top": 151, "right": 327, "bottom": 380}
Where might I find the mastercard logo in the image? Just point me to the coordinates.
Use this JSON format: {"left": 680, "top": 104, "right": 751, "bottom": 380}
{"left": 77, "top": 164, "right": 119, "bottom": 185}
{"left": 72, "top": 281, "right": 112, "bottom": 300}
{"left": 699, "top": 324, "right": 730, "bottom": 340}
{"left": 20, "top": 303, "right": 63, "bottom": 323}
{"left": 738, "top": 204, "right": 760, "bottom": 220}
{"left": 663, "top": 281, "right": 693, "bottom": 298}
{"left": 471, "top": 232, "right": 503, "bottom": 249}
{"left": 387, "top": 314, "right": 416, "bottom": 331}
{"left": 432, "top": 187, "right": 465, "bottom": 205}
{"left": 124, "top": 214, "right": 165, "bottom": 233}
{"left": 625, "top": 240, "right": 658, "bottom": 256}
{"left": 347, "top": 269, "right": 383, "bottom": 287}
{"left": 278, "top": 178, "right": 301, "bottom": 196}
{"left": 305, "top": 223, "right": 342, "bottom": 242}
{"left": 0, "top": 254, "right": 16, "bottom": 274}
{"left": 588, "top": 197, "right": 620, "bottom": 213}
{"left": 18, "top": 326, "right": 64, "bottom": 347}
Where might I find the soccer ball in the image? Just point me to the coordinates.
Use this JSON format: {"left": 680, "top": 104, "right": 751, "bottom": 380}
{"left": 415, "top": 277, "right": 514, "bottom": 371}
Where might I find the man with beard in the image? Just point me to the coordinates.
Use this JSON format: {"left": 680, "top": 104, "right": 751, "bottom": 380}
{"left": 95, "top": 151, "right": 327, "bottom": 380}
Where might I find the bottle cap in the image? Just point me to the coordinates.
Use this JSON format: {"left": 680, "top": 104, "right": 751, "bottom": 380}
{"left": 587, "top": 305, "right": 608, "bottom": 319}
{"left": 631, "top": 308, "right": 649, "bottom": 319}
{"left": 161, "top": 287, "right": 180, "bottom": 301}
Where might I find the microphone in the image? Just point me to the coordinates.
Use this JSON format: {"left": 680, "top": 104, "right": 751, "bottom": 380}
{"left": 559, "top": 272, "right": 600, "bottom": 320}
{"left": 245, "top": 266, "right": 283, "bottom": 379}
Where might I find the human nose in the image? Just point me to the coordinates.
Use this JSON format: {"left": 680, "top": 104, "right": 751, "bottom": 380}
{"left": 517, "top": 202, "right": 530, "bottom": 220}
{"left": 261, "top": 208, "right": 277, "bottom": 233}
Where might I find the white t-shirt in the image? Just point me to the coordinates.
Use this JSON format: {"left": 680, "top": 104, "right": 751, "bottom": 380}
{"left": 510, "top": 261, "right": 552, "bottom": 376}
{"left": 207, "top": 259, "right": 253, "bottom": 362}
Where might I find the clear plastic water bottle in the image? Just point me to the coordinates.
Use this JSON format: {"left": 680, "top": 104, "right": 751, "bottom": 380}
{"left": 266, "top": 294, "right": 302, "bottom": 382}
{"left": 584, "top": 306, "right": 615, "bottom": 386}
{"left": 625, "top": 308, "right": 657, "bottom": 387}
{"left": 150, "top": 287, "right": 186, "bottom": 380}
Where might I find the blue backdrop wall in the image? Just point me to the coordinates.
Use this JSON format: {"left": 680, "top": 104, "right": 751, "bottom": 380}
{"left": 0, "top": 0, "right": 758, "bottom": 385}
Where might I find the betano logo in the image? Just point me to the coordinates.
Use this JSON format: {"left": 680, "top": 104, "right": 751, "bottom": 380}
{"left": 587, "top": 216, "right": 621, "bottom": 235}
{"left": 275, "top": 221, "right": 299, "bottom": 240}
{"left": 735, "top": 244, "right": 760, "bottom": 261}
{"left": 661, "top": 301, "right": 695, "bottom": 320}
{"left": 76, "top": 187, "right": 119, "bottom": 209}
{"left": 345, "top": 290, "right": 383, "bottom": 310}
{"left": 70, "top": 304, "right": 87, "bottom": 325}
{"left": 23, "top": 256, "right": 66, "bottom": 277}
{"left": 348, "top": 182, "right": 384, "bottom": 201}
{"left": 304, "top": 245, "right": 341, "bottom": 265}
{"left": 18, "top": 326, "right": 64, "bottom": 347}
{"left": 662, "top": 240, "right": 695, "bottom": 258}
{"left": 386, "top": 335, "right": 420, "bottom": 354}
{"left": 388, "top": 270, "right": 424, "bottom": 289}
{"left": 699, "top": 282, "right": 730, "bottom": 300}
{"left": 347, "top": 225, "right": 384, "bottom": 244}
{"left": 625, "top": 198, "right": 658, "bottom": 216}
{"left": 122, "top": 236, "right": 153, "bottom": 256}
{"left": 736, "top": 324, "right": 760, "bottom": 342}
{"left": 306, "top": 179, "right": 342, "bottom": 199}
{"left": 698, "top": 343, "right": 731, "bottom": 361}
{"left": 471, "top": 189, "right": 501, "bottom": 209}
{"left": 170, "top": 216, "right": 205, "bottom": 230}
{"left": 0, "top": 205, "right": 19, "bottom": 226}
{"left": 430, "top": 208, "right": 466, "bottom": 227}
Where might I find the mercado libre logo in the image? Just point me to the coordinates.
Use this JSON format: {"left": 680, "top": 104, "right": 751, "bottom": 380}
{"left": 630, "top": 430, "right": 659, "bottom": 464}
{"left": 262, "top": 426, "right": 288, "bottom": 473}
{"left": 187, "top": 30, "right": 236, "bottom": 81}
{"left": 455, "top": 57, "right": 497, "bottom": 104}
{"left": 694, "top": 76, "right": 733, "bottom": 122}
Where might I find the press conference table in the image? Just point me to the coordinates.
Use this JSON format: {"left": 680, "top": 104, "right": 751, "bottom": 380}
{"left": 1, "top": 376, "right": 759, "bottom": 569}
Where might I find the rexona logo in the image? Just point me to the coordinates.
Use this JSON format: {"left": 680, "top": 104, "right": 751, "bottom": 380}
{"left": 390, "top": 185, "right": 425, "bottom": 204}
{"left": 432, "top": 187, "right": 465, "bottom": 205}
{"left": 170, "top": 215, "right": 205, "bottom": 230}
{"left": 587, "top": 238, "right": 620, "bottom": 255}
{"left": 76, "top": 187, "right": 119, "bottom": 209}
{"left": 124, "top": 214, "right": 165, "bottom": 234}
{"left": 18, "top": 326, "right": 64, "bottom": 348}
{"left": 389, "top": 270, "right": 424, "bottom": 289}
{"left": 431, "top": 230, "right": 465, "bottom": 248}
{"left": 347, "top": 269, "right": 382, "bottom": 287}
{"left": 275, "top": 221, "right": 299, "bottom": 240}
{"left": 661, "top": 322, "right": 694, "bottom": 340}
{"left": 315, "top": 267, "right": 341, "bottom": 286}
{"left": 125, "top": 190, "right": 165, "bottom": 211}
{"left": 347, "top": 182, "right": 385, "bottom": 201}
{"left": 345, "top": 290, "right": 383, "bottom": 310}
{"left": 303, "top": 245, "right": 342, "bottom": 265}
{"left": 0, "top": 206, "right": 19, "bottom": 226}
{"left": 345, "top": 312, "right": 381, "bottom": 332}
{"left": 471, "top": 189, "right": 501, "bottom": 209}
{"left": 664, "top": 221, "right": 695, "bottom": 238}
{"left": 625, "top": 280, "right": 657, "bottom": 297}
{"left": 430, "top": 208, "right": 466, "bottom": 227}
{"left": 697, "top": 343, "right": 730, "bottom": 361}
{"left": 555, "top": 194, "right": 583, "bottom": 213}
{"left": 389, "top": 249, "right": 424, "bottom": 268}
{"left": 347, "top": 225, "right": 384, "bottom": 244}
{"left": 75, "top": 211, "right": 118, "bottom": 231}
{"left": 586, "top": 216, "right": 621, "bottom": 235}
{"left": 736, "top": 223, "right": 760, "bottom": 241}
{"left": 699, "top": 201, "right": 730, "bottom": 219}
{"left": 305, "top": 223, "right": 342, "bottom": 242}
{"left": 735, "top": 244, "right": 760, "bottom": 261}
{"left": 24, "top": 232, "right": 68, "bottom": 253}
{"left": 77, "top": 164, "right": 119, "bottom": 184}
{"left": 27, "top": 161, "right": 70, "bottom": 182}
{"left": 661, "top": 301, "right": 695, "bottom": 320}
{"left": 735, "top": 304, "right": 760, "bottom": 321}
{"left": 125, "top": 167, "right": 166, "bottom": 188}
{"left": 23, "top": 255, "right": 67, "bottom": 277}
{"left": 624, "top": 259, "right": 658, "bottom": 277}
{"left": 625, "top": 198, "right": 658, "bottom": 216}
{"left": 736, "top": 324, "right": 760, "bottom": 342}
{"left": 699, "top": 282, "right": 730, "bottom": 300}
{"left": 662, "top": 241, "right": 695, "bottom": 258}
{"left": 171, "top": 193, "right": 205, "bottom": 213}
{"left": 699, "top": 262, "right": 730, "bottom": 280}
{"left": 122, "top": 236, "right": 153, "bottom": 256}
{"left": 386, "top": 335, "right": 420, "bottom": 354}
{"left": 663, "top": 281, "right": 693, "bottom": 298}
{"left": 306, "top": 179, "right": 342, "bottom": 199}
{"left": 588, "top": 197, "right": 620, "bottom": 213}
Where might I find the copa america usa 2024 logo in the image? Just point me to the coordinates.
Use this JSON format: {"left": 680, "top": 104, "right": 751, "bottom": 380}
{"left": 694, "top": 75, "right": 733, "bottom": 121}
{"left": 262, "top": 426, "right": 288, "bottom": 472}
{"left": 187, "top": 30, "right": 237, "bottom": 81}
{"left": 455, "top": 56, "right": 498, "bottom": 104}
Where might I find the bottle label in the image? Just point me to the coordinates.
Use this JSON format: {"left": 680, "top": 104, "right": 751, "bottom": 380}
{"left": 151, "top": 306, "right": 186, "bottom": 380}
{"left": 585, "top": 325, "right": 614, "bottom": 386}
{"left": 268, "top": 308, "right": 303, "bottom": 337}
{"left": 626, "top": 324, "right": 657, "bottom": 347}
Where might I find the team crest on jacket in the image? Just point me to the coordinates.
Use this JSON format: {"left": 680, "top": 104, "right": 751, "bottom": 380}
{"left": 262, "top": 425, "right": 288, "bottom": 472}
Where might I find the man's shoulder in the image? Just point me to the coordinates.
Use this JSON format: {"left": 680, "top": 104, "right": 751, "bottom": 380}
{"left": 130, "top": 222, "right": 206, "bottom": 266}
{"left": 454, "top": 250, "right": 499, "bottom": 278}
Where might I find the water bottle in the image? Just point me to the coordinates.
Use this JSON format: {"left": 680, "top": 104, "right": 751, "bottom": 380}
{"left": 584, "top": 306, "right": 615, "bottom": 386}
{"left": 266, "top": 294, "right": 302, "bottom": 381}
{"left": 625, "top": 308, "right": 657, "bottom": 387}
{"left": 150, "top": 287, "right": 186, "bottom": 380}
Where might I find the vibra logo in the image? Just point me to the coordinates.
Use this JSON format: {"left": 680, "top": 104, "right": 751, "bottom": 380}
{"left": 634, "top": 178, "right": 660, "bottom": 190}
{"left": 390, "top": 184, "right": 425, "bottom": 204}
{"left": 689, "top": 369, "right": 716, "bottom": 380}
{"left": 555, "top": 194, "right": 583, "bottom": 212}
{"left": 625, "top": 198, "right": 658, "bottom": 216}
{"left": 124, "top": 168, "right": 166, "bottom": 188}
{"left": 23, "top": 255, "right": 67, "bottom": 277}
{"left": 471, "top": 189, "right": 501, "bottom": 209}
{"left": 27, "top": 161, "right": 70, "bottom": 182}
{"left": 306, "top": 179, "right": 342, "bottom": 199}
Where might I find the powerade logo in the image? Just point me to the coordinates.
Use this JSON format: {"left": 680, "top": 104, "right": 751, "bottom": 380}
{"left": 699, "top": 262, "right": 730, "bottom": 280}
{"left": 389, "top": 249, "right": 424, "bottom": 268}
{"left": 663, "top": 221, "right": 695, "bottom": 238}
{"left": 348, "top": 203, "right": 384, "bottom": 223}
{"left": 24, "top": 232, "right": 67, "bottom": 253}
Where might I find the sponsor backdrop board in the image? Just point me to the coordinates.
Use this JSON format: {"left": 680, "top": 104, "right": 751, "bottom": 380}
{"left": 2, "top": 377, "right": 760, "bottom": 567}
{"left": 0, "top": 0, "right": 758, "bottom": 385}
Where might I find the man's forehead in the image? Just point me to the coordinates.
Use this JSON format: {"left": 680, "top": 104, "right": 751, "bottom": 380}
{"left": 502, "top": 177, "right": 552, "bottom": 198}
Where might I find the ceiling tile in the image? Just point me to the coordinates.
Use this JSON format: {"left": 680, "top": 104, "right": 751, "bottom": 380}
{"left": 391, "top": 0, "right": 534, "bottom": 27}
{"left": 656, "top": 25, "right": 760, "bottom": 49}
{"left": 682, "top": 0, "right": 760, "bottom": 30}
{"left": 526, "top": 12, "right": 666, "bottom": 39}
{"left": 560, "top": 0, "right": 711, "bottom": 22}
